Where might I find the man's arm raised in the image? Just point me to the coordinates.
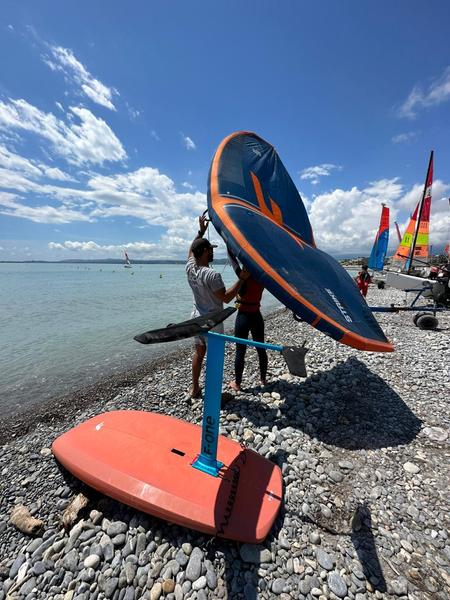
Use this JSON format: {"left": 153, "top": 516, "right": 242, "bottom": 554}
{"left": 188, "top": 215, "right": 208, "bottom": 258}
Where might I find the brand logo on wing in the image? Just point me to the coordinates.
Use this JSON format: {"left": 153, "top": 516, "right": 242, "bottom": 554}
{"left": 325, "top": 288, "right": 353, "bottom": 323}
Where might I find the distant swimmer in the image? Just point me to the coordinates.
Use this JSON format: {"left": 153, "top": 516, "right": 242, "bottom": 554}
{"left": 355, "top": 265, "right": 372, "bottom": 297}
{"left": 185, "top": 215, "right": 248, "bottom": 399}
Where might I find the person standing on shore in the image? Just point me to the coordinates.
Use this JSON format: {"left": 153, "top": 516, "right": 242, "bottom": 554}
{"left": 186, "top": 215, "right": 247, "bottom": 399}
{"left": 227, "top": 246, "right": 267, "bottom": 392}
{"left": 355, "top": 265, "right": 372, "bottom": 297}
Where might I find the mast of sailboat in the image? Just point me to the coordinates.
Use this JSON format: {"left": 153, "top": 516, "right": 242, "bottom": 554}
{"left": 407, "top": 150, "right": 433, "bottom": 274}
{"left": 394, "top": 221, "right": 402, "bottom": 243}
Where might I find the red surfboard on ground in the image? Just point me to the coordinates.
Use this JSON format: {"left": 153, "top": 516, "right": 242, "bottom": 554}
{"left": 52, "top": 411, "right": 282, "bottom": 543}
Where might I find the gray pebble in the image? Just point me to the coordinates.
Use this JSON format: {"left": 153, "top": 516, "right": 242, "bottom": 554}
{"left": 107, "top": 521, "right": 128, "bottom": 537}
{"left": 316, "top": 549, "right": 334, "bottom": 570}
{"left": 327, "top": 572, "right": 347, "bottom": 598}
{"left": 272, "top": 577, "right": 286, "bottom": 594}
{"left": 186, "top": 548, "right": 203, "bottom": 581}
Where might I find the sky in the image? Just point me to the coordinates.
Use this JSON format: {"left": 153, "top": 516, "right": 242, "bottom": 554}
{"left": 0, "top": 0, "right": 449, "bottom": 261}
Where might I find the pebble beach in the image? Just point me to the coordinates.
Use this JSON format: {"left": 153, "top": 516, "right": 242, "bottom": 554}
{"left": 1, "top": 287, "right": 449, "bottom": 600}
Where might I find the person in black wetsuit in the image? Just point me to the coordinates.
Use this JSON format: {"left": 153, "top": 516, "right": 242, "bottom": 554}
{"left": 227, "top": 247, "right": 268, "bottom": 392}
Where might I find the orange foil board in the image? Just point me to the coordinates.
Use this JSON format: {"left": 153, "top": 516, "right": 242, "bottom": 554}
{"left": 52, "top": 411, "right": 282, "bottom": 543}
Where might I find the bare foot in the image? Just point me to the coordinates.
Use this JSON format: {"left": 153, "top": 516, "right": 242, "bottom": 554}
{"left": 229, "top": 381, "right": 241, "bottom": 392}
{"left": 189, "top": 386, "right": 202, "bottom": 399}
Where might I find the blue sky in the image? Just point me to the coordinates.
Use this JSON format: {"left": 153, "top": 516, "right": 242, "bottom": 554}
{"left": 1, "top": 0, "right": 449, "bottom": 260}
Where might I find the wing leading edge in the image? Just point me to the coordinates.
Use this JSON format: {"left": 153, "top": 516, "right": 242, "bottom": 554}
{"left": 208, "top": 131, "right": 393, "bottom": 353}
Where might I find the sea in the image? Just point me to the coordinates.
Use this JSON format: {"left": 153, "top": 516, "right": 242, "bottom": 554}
{"left": 0, "top": 262, "right": 283, "bottom": 417}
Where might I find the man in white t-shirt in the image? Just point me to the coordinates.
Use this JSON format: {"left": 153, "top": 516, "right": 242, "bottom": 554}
{"left": 186, "top": 215, "right": 247, "bottom": 399}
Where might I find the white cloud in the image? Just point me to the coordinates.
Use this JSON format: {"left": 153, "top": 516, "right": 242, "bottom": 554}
{"left": 0, "top": 144, "right": 75, "bottom": 182}
{"left": 44, "top": 46, "right": 117, "bottom": 111}
{"left": 399, "top": 66, "right": 450, "bottom": 118}
{"left": 150, "top": 130, "right": 160, "bottom": 141}
{"left": 182, "top": 134, "right": 196, "bottom": 151}
{"left": 309, "top": 177, "right": 450, "bottom": 253}
{"left": 391, "top": 131, "right": 418, "bottom": 144}
{"left": 48, "top": 240, "right": 158, "bottom": 256}
{"left": 0, "top": 193, "right": 92, "bottom": 224}
{"left": 182, "top": 181, "right": 195, "bottom": 190}
{"left": 0, "top": 99, "right": 126, "bottom": 165}
{"left": 300, "top": 163, "right": 342, "bottom": 185}
{"left": 309, "top": 179, "right": 403, "bottom": 253}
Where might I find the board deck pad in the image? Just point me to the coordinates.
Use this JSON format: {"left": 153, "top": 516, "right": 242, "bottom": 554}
{"left": 52, "top": 411, "right": 282, "bottom": 543}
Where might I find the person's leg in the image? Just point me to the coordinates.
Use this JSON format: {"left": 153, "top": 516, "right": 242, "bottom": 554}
{"left": 250, "top": 312, "right": 268, "bottom": 384}
{"left": 191, "top": 337, "right": 206, "bottom": 398}
{"left": 231, "top": 312, "right": 250, "bottom": 390}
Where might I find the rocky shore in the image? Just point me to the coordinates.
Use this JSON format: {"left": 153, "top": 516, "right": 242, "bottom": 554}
{"left": 1, "top": 287, "right": 449, "bottom": 600}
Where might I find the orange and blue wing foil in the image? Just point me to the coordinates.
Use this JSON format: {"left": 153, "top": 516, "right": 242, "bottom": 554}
{"left": 208, "top": 132, "right": 393, "bottom": 352}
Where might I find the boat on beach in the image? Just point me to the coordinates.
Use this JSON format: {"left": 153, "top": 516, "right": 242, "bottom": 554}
{"left": 387, "top": 151, "right": 434, "bottom": 288}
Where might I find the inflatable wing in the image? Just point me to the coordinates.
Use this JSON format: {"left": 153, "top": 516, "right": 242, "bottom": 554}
{"left": 208, "top": 131, "right": 393, "bottom": 352}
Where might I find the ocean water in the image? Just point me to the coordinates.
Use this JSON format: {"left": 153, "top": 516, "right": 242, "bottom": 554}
{"left": 0, "top": 262, "right": 281, "bottom": 415}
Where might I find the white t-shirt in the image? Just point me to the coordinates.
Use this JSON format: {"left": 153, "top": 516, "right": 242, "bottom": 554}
{"left": 185, "top": 257, "right": 225, "bottom": 317}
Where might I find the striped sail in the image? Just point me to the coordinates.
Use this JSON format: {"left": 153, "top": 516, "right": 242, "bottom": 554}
{"left": 392, "top": 152, "right": 433, "bottom": 271}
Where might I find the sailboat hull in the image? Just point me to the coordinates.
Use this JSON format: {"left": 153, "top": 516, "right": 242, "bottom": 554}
{"left": 386, "top": 271, "right": 433, "bottom": 291}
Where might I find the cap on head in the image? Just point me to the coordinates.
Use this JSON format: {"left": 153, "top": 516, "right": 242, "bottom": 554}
{"left": 191, "top": 238, "right": 217, "bottom": 258}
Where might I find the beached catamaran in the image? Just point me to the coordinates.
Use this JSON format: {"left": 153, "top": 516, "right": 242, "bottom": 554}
{"left": 368, "top": 204, "right": 390, "bottom": 272}
{"left": 386, "top": 151, "right": 434, "bottom": 290}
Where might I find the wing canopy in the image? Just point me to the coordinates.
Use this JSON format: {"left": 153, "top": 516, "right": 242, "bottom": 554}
{"left": 208, "top": 131, "right": 393, "bottom": 352}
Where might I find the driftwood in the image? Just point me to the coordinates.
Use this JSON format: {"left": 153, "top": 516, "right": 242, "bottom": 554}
{"left": 10, "top": 505, "right": 44, "bottom": 535}
{"left": 60, "top": 493, "right": 89, "bottom": 529}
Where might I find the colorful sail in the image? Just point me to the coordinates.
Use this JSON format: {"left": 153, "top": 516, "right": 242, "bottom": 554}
{"left": 368, "top": 205, "right": 390, "bottom": 271}
{"left": 392, "top": 151, "right": 433, "bottom": 270}
{"left": 208, "top": 131, "right": 393, "bottom": 352}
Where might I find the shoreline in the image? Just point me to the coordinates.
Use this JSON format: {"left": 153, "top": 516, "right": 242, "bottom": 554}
{"left": 0, "top": 304, "right": 283, "bottom": 446}
{"left": 1, "top": 289, "right": 449, "bottom": 599}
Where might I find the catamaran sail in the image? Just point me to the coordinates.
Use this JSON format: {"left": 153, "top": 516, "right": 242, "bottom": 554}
{"left": 368, "top": 204, "right": 389, "bottom": 271}
{"left": 392, "top": 151, "right": 433, "bottom": 272}
{"left": 394, "top": 221, "right": 402, "bottom": 244}
{"left": 124, "top": 251, "right": 132, "bottom": 268}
